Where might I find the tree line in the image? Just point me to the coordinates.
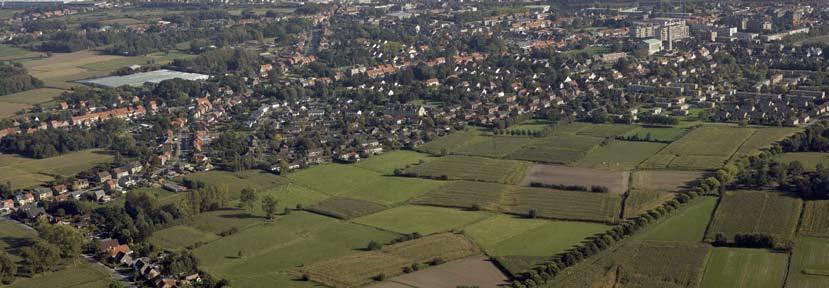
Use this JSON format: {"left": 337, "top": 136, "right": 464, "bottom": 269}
{"left": 0, "top": 64, "right": 43, "bottom": 96}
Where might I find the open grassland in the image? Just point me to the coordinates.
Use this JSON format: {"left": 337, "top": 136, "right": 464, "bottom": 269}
{"left": 354, "top": 205, "right": 493, "bottom": 235}
{"left": 0, "top": 219, "right": 36, "bottom": 260}
{"left": 554, "top": 241, "right": 711, "bottom": 288}
{"left": 631, "top": 170, "right": 704, "bottom": 193}
{"left": 640, "top": 126, "right": 755, "bottom": 170}
{"left": 800, "top": 200, "right": 829, "bottom": 237}
{"left": 636, "top": 197, "right": 718, "bottom": 242}
{"left": 623, "top": 190, "right": 675, "bottom": 218}
{"left": 150, "top": 225, "right": 220, "bottom": 251}
{"left": 705, "top": 190, "right": 802, "bottom": 243}
{"left": 0, "top": 149, "right": 112, "bottom": 189}
{"left": 183, "top": 169, "right": 287, "bottom": 194}
{"left": 508, "top": 134, "right": 603, "bottom": 164}
{"left": 355, "top": 150, "right": 435, "bottom": 174}
{"left": 8, "top": 261, "right": 112, "bottom": 288}
{"left": 404, "top": 156, "right": 529, "bottom": 184}
{"left": 774, "top": 152, "right": 829, "bottom": 171}
{"left": 367, "top": 255, "right": 509, "bottom": 288}
{"left": 22, "top": 50, "right": 125, "bottom": 89}
{"left": 623, "top": 126, "right": 688, "bottom": 142}
{"left": 575, "top": 140, "right": 666, "bottom": 171}
{"left": 505, "top": 187, "right": 621, "bottom": 223}
{"left": 0, "top": 44, "right": 43, "bottom": 61}
{"left": 193, "top": 212, "right": 398, "bottom": 288}
{"left": 411, "top": 180, "right": 512, "bottom": 210}
{"left": 786, "top": 237, "right": 829, "bottom": 288}
{"left": 301, "top": 233, "right": 481, "bottom": 288}
{"left": 492, "top": 255, "right": 553, "bottom": 279}
{"left": 417, "top": 128, "right": 482, "bottom": 155}
{"left": 732, "top": 127, "right": 801, "bottom": 159}
{"left": 463, "top": 215, "right": 608, "bottom": 256}
{"left": 700, "top": 248, "right": 788, "bottom": 288}
{"left": 521, "top": 164, "right": 630, "bottom": 194}
{"left": 0, "top": 88, "right": 64, "bottom": 105}
{"left": 0, "top": 102, "right": 29, "bottom": 119}
{"left": 306, "top": 197, "right": 388, "bottom": 219}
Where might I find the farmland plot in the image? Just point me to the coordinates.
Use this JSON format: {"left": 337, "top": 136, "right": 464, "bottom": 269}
{"left": 367, "top": 255, "right": 509, "bottom": 288}
{"left": 700, "top": 248, "right": 788, "bottom": 288}
{"left": 799, "top": 200, "right": 829, "bottom": 237}
{"left": 631, "top": 170, "right": 704, "bottom": 193}
{"left": 411, "top": 180, "right": 513, "bottom": 210}
{"left": 705, "top": 190, "right": 802, "bottom": 243}
{"left": 353, "top": 205, "right": 493, "bottom": 235}
{"left": 508, "top": 134, "right": 603, "bottom": 164}
{"left": 773, "top": 152, "right": 829, "bottom": 171}
{"left": 575, "top": 140, "right": 666, "bottom": 171}
{"left": 786, "top": 236, "right": 829, "bottom": 288}
{"left": 306, "top": 197, "right": 388, "bottom": 219}
{"left": 463, "top": 214, "right": 609, "bottom": 257}
{"left": 505, "top": 187, "right": 621, "bottom": 223}
{"left": 732, "top": 127, "right": 801, "bottom": 159}
{"left": 640, "top": 126, "right": 755, "bottom": 170}
{"left": 623, "top": 190, "right": 675, "bottom": 218}
{"left": 636, "top": 197, "right": 718, "bottom": 242}
{"left": 521, "top": 164, "right": 630, "bottom": 194}
{"left": 404, "top": 156, "right": 529, "bottom": 184}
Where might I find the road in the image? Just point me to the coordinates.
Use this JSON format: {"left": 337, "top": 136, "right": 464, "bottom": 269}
{"left": 82, "top": 254, "right": 137, "bottom": 288}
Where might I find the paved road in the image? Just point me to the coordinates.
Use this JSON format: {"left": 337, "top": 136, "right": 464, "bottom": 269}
{"left": 82, "top": 254, "right": 137, "bottom": 288}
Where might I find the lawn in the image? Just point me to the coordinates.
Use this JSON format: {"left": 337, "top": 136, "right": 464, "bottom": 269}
{"left": 786, "top": 236, "right": 829, "bottom": 288}
{"left": 637, "top": 197, "right": 718, "bottom": 242}
{"left": 353, "top": 205, "right": 493, "bottom": 235}
{"left": 773, "top": 152, "right": 829, "bottom": 171}
{"left": 404, "top": 155, "right": 529, "bottom": 184}
{"left": 575, "top": 140, "right": 666, "bottom": 170}
{"left": 705, "top": 190, "right": 802, "bottom": 244}
{"left": 700, "top": 248, "right": 788, "bottom": 288}
{"left": 0, "top": 149, "right": 113, "bottom": 189}
{"left": 463, "top": 215, "right": 609, "bottom": 256}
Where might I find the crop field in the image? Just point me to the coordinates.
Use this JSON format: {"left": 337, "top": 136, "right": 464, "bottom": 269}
{"left": 306, "top": 197, "right": 388, "bottom": 219}
{"left": 555, "top": 241, "right": 712, "bottom": 288}
{"left": 193, "top": 212, "right": 398, "bottom": 288}
{"left": 77, "top": 51, "right": 191, "bottom": 72}
{"left": 411, "top": 180, "right": 513, "bottom": 210}
{"left": 8, "top": 262, "right": 113, "bottom": 288}
{"left": 23, "top": 50, "right": 125, "bottom": 89}
{"left": 636, "top": 197, "right": 718, "bottom": 242}
{"left": 623, "top": 190, "right": 675, "bottom": 217}
{"left": 492, "top": 255, "right": 553, "bottom": 278}
{"left": 508, "top": 134, "right": 603, "bottom": 164}
{"left": 575, "top": 140, "right": 666, "bottom": 170}
{"left": 368, "top": 255, "right": 509, "bottom": 288}
{"left": 289, "top": 164, "right": 443, "bottom": 205}
{"left": 773, "top": 152, "right": 829, "bottom": 171}
{"left": 0, "top": 88, "right": 65, "bottom": 105}
{"left": 700, "top": 248, "right": 788, "bottom": 288}
{"left": 354, "top": 205, "right": 493, "bottom": 235}
{"left": 623, "top": 126, "right": 689, "bottom": 142}
{"left": 631, "top": 170, "right": 704, "bottom": 193}
{"left": 521, "top": 164, "right": 630, "bottom": 194}
{"left": 183, "top": 169, "right": 288, "bottom": 194}
{"left": 505, "top": 187, "right": 622, "bottom": 223}
{"left": 452, "top": 135, "right": 529, "bottom": 158}
{"left": 404, "top": 156, "right": 529, "bottom": 184}
{"left": 506, "top": 119, "right": 554, "bottom": 132}
{"left": 799, "top": 200, "right": 829, "bottom": 237}
{"left": 566, "top": 123, "right": 637, "bottom": 138}
{"left": 463, "top": 214, "right": 609, "bottom": 256}
{"left": 355, "top": 150, "right": 435, "bottom": 174}
{"left": 0, "top": 101, "right": 29, "bottom": 118}
{"left": 705, "top": 190, "right": 802, "bottom": 243}
{"left": 732, "top": 127, "right": 801, "bottom": 159}
{"left": 301, "top": 233, "right": 481, "bottom": 288}
{"left": 417, "top": 128, "right": 481, "bottom": 155}
{"left": 640, "top": 126, "right": 755, "bottom": 170}
{"left": 786, "top": 237, "right": 829, "bottom": 288}
{"left": 0, "top": 149, "right": 113, "bottom": 189}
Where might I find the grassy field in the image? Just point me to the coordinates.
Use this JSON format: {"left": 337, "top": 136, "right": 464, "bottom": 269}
{"left": 506, "top": 187, "right": 621, "bottom": 223}
{"left": 0, "top": 44, "right": 43, "bottom": 61}
{"left": 403, "top": 155, "right": 529, "bottom": 184}
{"left": 301, "top": 233, "right": 481, "bottom": 288}
{"left": 637, "top": 197, "right": 718, "bottom": 242}
{"left": 150, "top": 225, "right": 220, "bottom": 251}
{"left": 0, "top": 149, "right": 112, "bottom": 189}
{"left": 22, "top": 50, "right": 125, "bottom": 89}
{"left": 521, "top": 164, "right": 630, "bottom": 194}
{"left": 77, "top": 51, "right": 192, "bottom": 73}
{"left": 192, "top": 212, "right": 399, "bottom": 288}
{"left": 786, "top": 236, "right": 829, "bottom": 288}
{"left": 506, "top": 119, "right": 554, "bottom": 132}
{"left": 624, "top": 190, "right": 675, "bottom": 217}
{"left": 353, "top": 205, "right": 493, "bottom": 235}
{"left": 412, "top": 180, "right": 512, "bottom": 210}
{"left": 800, "top": 200, "right": 829, "bottom": 237}
{"left": 574, "top": 140, "right": 666, "bottom": 170}
{"left": 508, "top": 134, "right": 603, "bottom": 165}
{"left": 640, "top": 126, "right": 755, "bottom": 170}
{"left": 0, "top": 220, "right": 36, "bottom": 260}
{"left": 623, "top": 126, "right": 688, "bottom": 142}
{"left": 355, "top": 150, "right": 435, "bottom": 174}
{"left": 774, "top": 152, "right": 829, "bottom": 171}
{"left": 0, "top": 101, "right": 29, "bottom": 119}
{"left": 372, "top": 255, "right": 509, "bottom": 288}
{"left": 8, "top": 261, "right": 112, "bottom": 288}
{"left": 631, "top": 170, "right": 704, "bottom": 193}
{"left": 0, "top": 88, "right": 65, "bottom": 105}
{"left": 700, "top": 248, "right": 788, "bottom": 288}
{"left": 463, "top": 215, "right": 608, "bottom": 256}
{"left": 705, "top": 190, "right": 802, "bottom": 244}
{"left": 305, "top": 197, "right": 388, "bottom": 219}
{"left": 732, "top": 127, "right": 801, "bottom": 159}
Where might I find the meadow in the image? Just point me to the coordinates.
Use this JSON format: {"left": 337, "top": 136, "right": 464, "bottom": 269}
{"left": 0, "top": 88, "right": 65, "bottom": 106}
{"left": 8, "top": 261, "right": 113, "bottom": 288}
{"left": 731, "top": 127, "right": 801, "bottom": 159}
{"left": 355, "top": 150, "right": 435, "bottom": 174}
{"left": 353, "top": 205, "right": 493, "bottom": 235}
{"left": 640, "top": 126, "right": 755, "bottom": 170}
{"left": 622, "top": 126, "right": 688, "bottom": 142}
{"left": 574, "top": 140, "right": 666, "bottom": 170}
{"left": 786, "top": 236, "right": 829, "bottom": 288}
{"left": 631, "top": 170, "right": 704, "bottom": 193}
{"left": 463, "top": 215, "right": 609, "bottom": 256}
{"left": 623, "top": 189, "right": 674, "bottom": 217}
{"left": 636, "top": 197, "right": 718, "bottom": 242}
{"left": 799, "top": 200, "right": 829, "bottom": 237}
{"left": 705, "top": 190, "right": 802, "bottom": 243}
{"left": 305, "top": 197, "right": 388, "bottom": 219}
{"left": 773, "top": 152, "right": 829, "bottom": 171}
{"left": 700, "top": 248, "right": 788, "bottom": 288}
{"left": 411, "top": 180, "right": 513, "bottom": 210}
{"left": 505, "top": 187, "right": 621, "bottom": 223}
{"left": 403, "top": 155, "right": 529, "bottom": 184}
{"left": 0, "top": 149, "right": 113, "bottom": 189}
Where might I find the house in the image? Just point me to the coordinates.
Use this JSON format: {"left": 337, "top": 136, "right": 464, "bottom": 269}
{"left": 126, "top": 162, "right": 143, "bottom": 174}
{"left": 0, "top": 199, "right": 15, "bottom": 214}
{"left": 108, "top": 244, "right": 131, "bottom": 258}
{"left": 51, "top": 184, "right": 68, "bottom": 195}
{"left": 99, "top": 238, "right": 120, "bottom": 254}
{"left": 111, "top": 167, "right": 129, "bottom": 179}
{"left": 33, "top": 187, "right": 53, "bottom": 201}
{"left": 71, "top": 179, "right": 89, "bottom": 191}
{"left": 17, "top": 204, "right": 46, "bottom": 221}
{"left": 156, "top": 278, "right": 177, "bottom": 288}
{"left": 162, "top": 182, "right": 187, "bottom": 193}
{"left": 115, "top": 251, "right": 133, "bottom": 266}
{"left": 14, "top": 192, "right": 34, "bottom": 206}
{"left": 92, "top": 189, "right": 111, "bottom": 202}
{"left": 97, "top": 171, "right": 112, "bottom": 183}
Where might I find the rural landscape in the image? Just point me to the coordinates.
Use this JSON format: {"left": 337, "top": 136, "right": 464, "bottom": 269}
{"left": 0, "top": 0, "right": 828, "bottom": 288}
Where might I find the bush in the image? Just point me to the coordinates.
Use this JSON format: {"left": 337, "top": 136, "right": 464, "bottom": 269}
{"left": 374, "top": 273, "right": 386, "bottom": 281}
{"left": 367, "top": 241, "right": 383, "bottom": 251}
{"left": 527, "top": 209, "right": 538, "bottom": 219}
{"left": 431, "top": 257, "right": 445, "bottom": 265}
{"left": 218, "top": 227, "right": 239, "bottom": 237}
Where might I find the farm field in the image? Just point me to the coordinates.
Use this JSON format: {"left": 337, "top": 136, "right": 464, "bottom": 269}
{"left": 700, "top": 248, "right": 788, "bottom": 288}
{"left": 508, "top": 134, "right": 603, "bottom": 164}
{"left": 0, "top": 88, "right": 65, "bottom": 105}
{"left": 506, "top": 119, "right": 554, "bottom": 132}
{"left": 183, "top": 169, "right": 287, "bottom": 194}
{"left": 786, "top": 236, "right": 829, "bottom": 288}
{"left": 0, "top": 219, "right": 36, "bottom": 260}
{"left": 22, "top": 50, "right": 125, "bottom": 89}
{"left": 411, "top": 180, "right": 512, "bottom": 210}
{"left": 149, "top": 225, "right": 220, "bottom": 251}
{"left": 0, "top": 149, "right": 113, "bottom": 189}
{"left": 636, "top": 197, "right": 718, "bottom": 242}
{"left": 731, "top": 127, "right": 801, "bottom": 159}
{"left": 0, "top": 102, "right": 29, "bottom": 119}
{"left": 353, "top": 205, "right": 493, "bottom": 235}
{"left": 773, "top": 152, "right": 829, "bottom": 171}
{"left": 452, "top": 135, "right": 530, "bottom": 158}
{"left": 193, "top": 212, "right": 399, "bottom": 288}
{"left": 355, "top": 150, "right": 435, "bottom": 174}
{"left": 366, "top": 255, "right": 509, "bottom": 288}
{"left": 574, "top": 140, "right": 666, "bottom": 170}
{"left": 640, "top": 126, "right": 755, "bottom": 170}
{"left": 0, "top": 44, "right": 43, "bottom": 61}
{"left": 403, "top": 155, "right": 529, "bottom": 184}
{"left": 463, "top": 214, "right": 609, "bottom": 256}
{"left": 554, "top": 241, "right": 712, "bottom": 288}
{"left": 705, "top": 190, "right": 802, "bottom": 243}
{"left": 623, "top": 189, "right": 675, "bottom": 217}
{"left": 623, "top": 126, "right": 688, "bottom": 142}
{"left": 8, "top": 261, "right": 112, "bottom": 288}
{"left": 301, "top": 233, "right": 481, "bottom": 288}
{"left": 521, "top": 164, "right": 630, "bottom": 194}
{"left": 77, "top": 51, "right": 192, "bottom": 73}
{"left": 800, "top": 200, "right": 829, "bottom": 237}
{"left": 305, "top": 197, "right": 388, "bottom": 219}
{"left": 417, "top": 128, "right": 482, "bottom": 155}
{"left": 631, "top": 170, "right": 704, "bottom": 193}
{"left": 505, "top": 187, "right": 621, "bottom": 223}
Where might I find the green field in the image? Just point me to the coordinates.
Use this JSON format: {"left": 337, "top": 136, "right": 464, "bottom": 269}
{"left": 0, "top": 88, "right": 65, "bottom": 105}
{"left": 0, "top": 44, "right": 42, "bottom": 61}
{"left": 403, "top": 155, "right": 529, "bottom": 184}
{"left": 637, "top": 197, "right": 718, "bottom": 242}
{"left": 732, "top": 127, "right": 801, "bottom": 159}
{"left": 800, "top": 200, "right": 829, "bottom": 237}
{"left": 641, "top": 126, "right": 756, "bottom": 170}
{"left": 786, "top": 237, "right": 829, "bottom": 288}
{"left": 150, "top": 225, "right": 220, "bottom": 251}
{"left": 700, "top": 248, "right": 788, "bottom": 288}
{"left": 8, "top": 261, "right": 112, "bottom": 288}
{"left": 192, "top": 212, "right": 398, "bottom": 288}
{"left": 623, "top": 126, "right": 688, "bottom": 142}
{"left": 624, "top": 190, "right": 674, "bottom": 217}
{"left": 0, "top": 149, "right": 113, "bottom": 189}
{"left": 0, "top": 220, "right": 36, "bottom": 260}
{"left": 77, "top": 51, "right": 193, "bottom": 72}
{"left": 774, "top": 152, "right": 829, "bottom": 171}
{"left": 463, "top": 215, "right": 608, "bottom": 256}
{"left": 353, "top": 205, "right": 493, "bottom": 235}
{"left": 506, "top": 187, "right": 622, "bottom": 223}
{"left": 412, "top": 180, "right": 513, "bottom": 210}
{"left": 355, "top": 150, "right": 435, "bottom": 174}
{"left": 305, "top": 197, "right": 387, "bottom": 219}
{"left": 575, "top": 140, "right": 666, "bottom": 170}
{"left": 705, "top": 190, "right": 802, "bottom": 244}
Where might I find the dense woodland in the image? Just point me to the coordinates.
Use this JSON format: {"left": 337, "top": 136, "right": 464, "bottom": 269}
{"left": 0, "top": 64, "right": 43, "bottom": 96}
